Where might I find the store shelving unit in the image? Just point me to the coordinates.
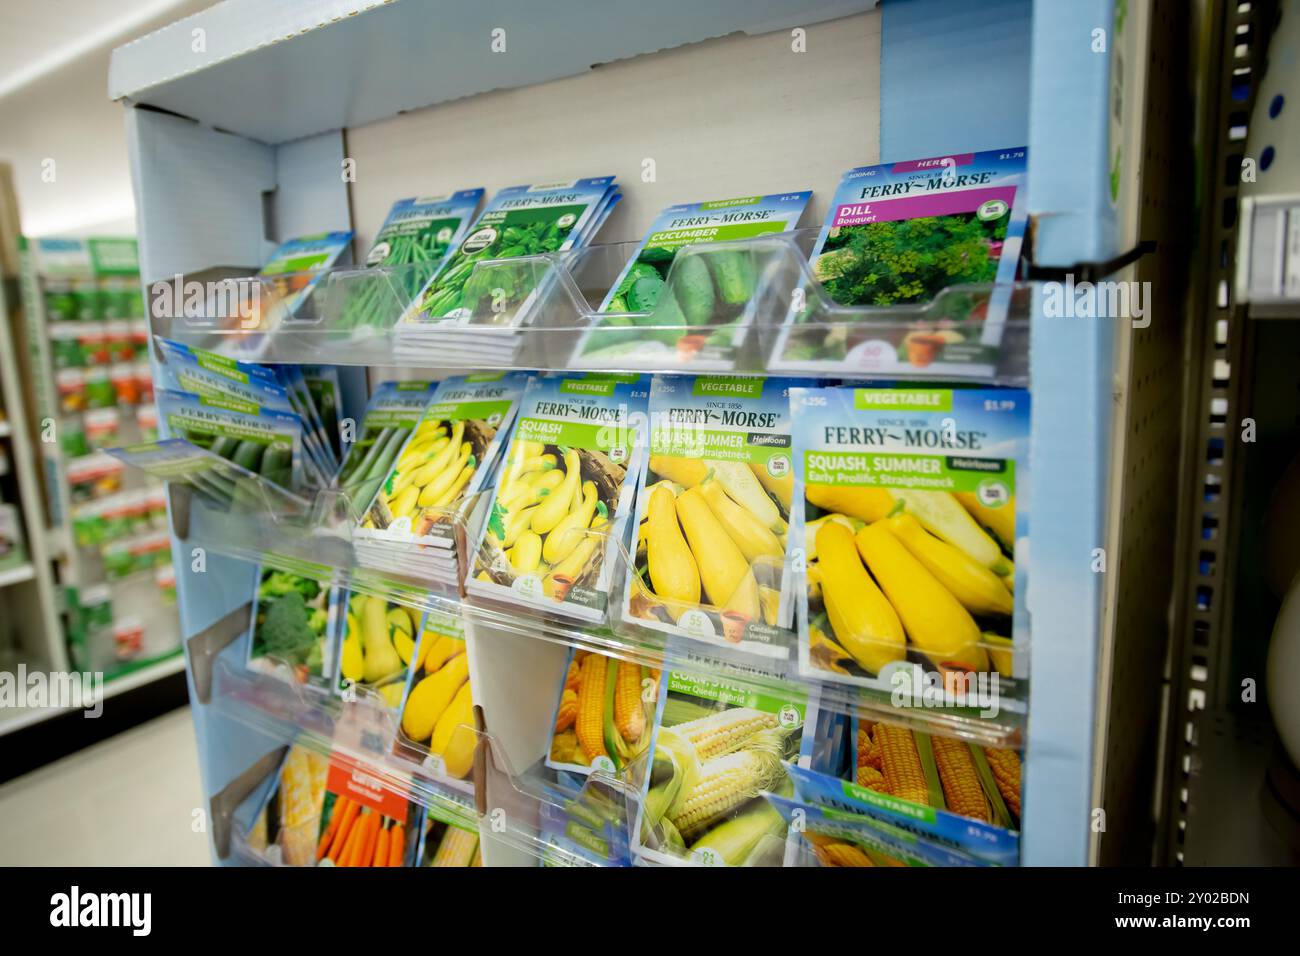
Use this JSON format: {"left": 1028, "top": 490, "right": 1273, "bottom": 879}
{"left": 0, "top": 164, "right": 67, "bottom": 713}
{"left": 14, "top": 236, "right": 183, "bottom": 684}
{"left": 111, "top": 0, "right": 1162, "bottom": 867}
{"left": 1157, "top": 0, "right": 1300, "bottom": 866}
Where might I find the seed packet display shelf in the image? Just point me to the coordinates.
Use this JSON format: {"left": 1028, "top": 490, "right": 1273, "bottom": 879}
{"left": 156, "top": 467, "right": 1028, "bottom": 738}
{"left": 151, "top": 231, "right": 1032, "bottom": 385}
{"left": 117, "top": 0, "right": 1133, "bottom": 867}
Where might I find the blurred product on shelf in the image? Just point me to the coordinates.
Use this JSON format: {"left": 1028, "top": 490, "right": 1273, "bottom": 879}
{"left": 0, "top": 502, "right": 28, "bottom": 570}
{"left": 17, "top": 235, "right": 183, "bottom": 680}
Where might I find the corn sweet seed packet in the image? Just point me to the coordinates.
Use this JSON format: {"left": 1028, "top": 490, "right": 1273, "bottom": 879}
{"left": 417, "top": 797, "right": 482, "bottom": 867}
{"left": 356, "top": 372, "right": 527, "bottom": 551}
{"left": 466, "top": 373, "right": 649, "bottom": 623}
{"left": 818, "top": 715, "right": 1020, "bottom": 864}
{"left": 622, "top": 374, "right": 810, "bottom": 659}
{"left": 789, "top": 386, "right": 1029, "bottom": 716}
{"left": 574, "top": 191, "right": 812, "bottom": 370}
{"left": 633, "top": 670, "right": 818, "bottom": 867}
{"left": 545, "top": 648, "right": 660, "bottom": 778}
{"left": 771, "top": 148, "right": 1028, "bottom": 377}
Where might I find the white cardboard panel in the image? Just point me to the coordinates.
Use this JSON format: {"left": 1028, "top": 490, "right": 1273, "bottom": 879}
{"left": 344, "top": 11, "right": 880, "bottom": 250}
{"left": 126, "top": 106, "right": 276, "bottom": 281}
{"left": 273, "top": 132, "right": 353, "bottom": 246}
{"left": 111, "top": 0, "right": 875, "bottom": 145}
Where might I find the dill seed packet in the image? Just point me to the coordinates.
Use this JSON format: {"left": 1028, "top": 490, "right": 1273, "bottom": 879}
{"left": 771, "top": 148, "right": 1028, "bottom": 377}
{"left": 789, "top": 386, "right": 1029, "bottom": 716}
{"left": 574, "top": 192, "right": 811, "bottom": 370}
{"left": 466, "top": 373, "right": 649, "bottom": 623}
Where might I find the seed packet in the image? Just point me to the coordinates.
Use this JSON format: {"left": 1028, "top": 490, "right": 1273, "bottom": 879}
{"left": 105, "top": 439, "right": 295, "bottom": 515}
{"left": 546, "top": 649, "right": 660, "bottom": 777}
{"left": 155, "top": 387, "right": 311, "bottom": 492}
{"left": 217, "top": 231, "right": 353, "bottom": 359}
{"left": 273, "top": 363, "right": 338, "bottom": 474}
{"left": 417, "top": 797, "right": 481, "bottom": 867}
{"left": 312, "top": 751, "right": 419, "bottom": 867}
{"left": 465, "top": 373, "right": 649, "bottom": 623}
{"left": 332, "top": 590, "right": 421, "bottom": 709}
{"left": 633, "top": 670, "right": 817, "bottom": 867}
{"left": 155, "top": 337, "right": 336, "bottom": 481}
{"left": 763, "top": 792, "right": 984, "bottom": 867}
{"left": 394, "top": 177, "right": 622, "bottom": 364}
{"left": 242, "top": 742, "right": 331, "bottom": 866}
{"left": 575, "top": 192, "right": 812, "bottom": 370}
{"left": 799, "top": 715, "right": 1021, "bottom": 864}
{"left": 247, "top": 565, "right": 336, "bottom": 686}
{"left": 391, "top": 609, "right": 473, "bottom": 787}
{"left": 622, "top": 374, "right": 809, "bottom": 658}
{"left": 790, "top": 386, "right": 1028, "bottom": 717}
{"left": 771, "top": 148, "right": 1028, "bottom": 377}
{"left": 258, "top": 230, "right": 354, "bottom": 318}
{"left": 538, "top": 776, "right": 635, "bottom": 867}
{"left": 301, "top": 365, "right": 343, "bottom": 458}
{"left": 354, "top": 372, "right": 526, "bottom": 581}
{"left": 335, "top": 190, "right": 485, "bottom": 332}
{"left": 333, "top": 381, "right": 437, "bottom": 519}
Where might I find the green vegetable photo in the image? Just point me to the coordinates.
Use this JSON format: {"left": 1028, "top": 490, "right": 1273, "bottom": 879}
{"left": 249, "top": 568, "right": 332, "bottom": 684}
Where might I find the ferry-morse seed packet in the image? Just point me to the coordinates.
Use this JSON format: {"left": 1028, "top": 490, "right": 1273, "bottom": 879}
{"left": 790, "top": 386, "right": 1029, "bottom": 715}
{"left": 465, "top": 373, "right": 649, "bottom": 623}
{"left": 622, "top": 374, "right": 809, "bottom": 659}
{"left": 575, "top": 192, "right": 811, "bottom": 370}
{"left": 771, "top": 148, "right": 1028, "bottom": 377}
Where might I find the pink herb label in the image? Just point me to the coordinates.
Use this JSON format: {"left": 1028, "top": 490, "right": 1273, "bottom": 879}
{"left": 832, "top": 186, "right": 1017, "bottom": 228}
